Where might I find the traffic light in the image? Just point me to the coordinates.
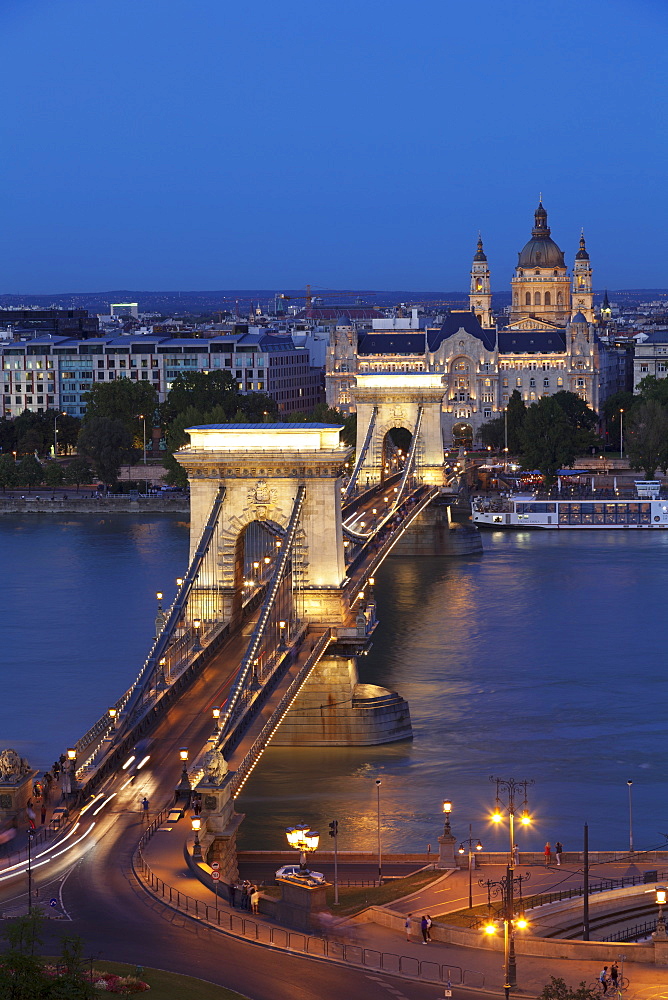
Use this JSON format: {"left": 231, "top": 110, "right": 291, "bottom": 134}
{"left": 329, "top": 820, "right": 338, "bottom": 838}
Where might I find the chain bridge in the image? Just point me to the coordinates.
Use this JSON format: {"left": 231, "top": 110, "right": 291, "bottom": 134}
{"left": 69, "top": 385, "right": 469, "bottom": 881}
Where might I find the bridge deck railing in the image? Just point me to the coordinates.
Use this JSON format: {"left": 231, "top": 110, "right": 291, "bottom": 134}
{"left": 133, "top": 811, "right": 484, "bottom": 989}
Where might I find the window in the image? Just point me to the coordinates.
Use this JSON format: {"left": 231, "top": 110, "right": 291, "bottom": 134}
{"left": 577, "top": 378, "right": 585, "bottom": 387}
{"left": 529, "top": 378, "right": 536, "bottom": 387}
{"left": 483, "top": 409, "right": 491, "bottom": 419}
{"left": 544, "top": 292, "right": 551, "bottom": 306}
{"left": 502, "top": 378, "right": 508, "bottom": 387}
{"left": 640, "top": 364, "right": 649, "bottom": 373}
{"left": 543, "top": 378, "right": 550, "bottom": 388}
{"left": 525, "top": 293, "right": 531, "bottom": 305}
{"left": 516, "top": 377, "right": 522, "bottom": 387}
{"left": 557, "top": 377, "right": 563, "bottom": 387}
{"left": 534, "top": 292, "right": 541, "bottom": 306}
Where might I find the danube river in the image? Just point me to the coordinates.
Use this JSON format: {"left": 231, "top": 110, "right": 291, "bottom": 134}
{"left": 2, "top": 513, "right": 667, "bottom": 855}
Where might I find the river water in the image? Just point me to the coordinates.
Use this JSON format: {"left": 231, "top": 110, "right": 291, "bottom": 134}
{"left": 1, "top": 513, "right": 666, "bottom": 855}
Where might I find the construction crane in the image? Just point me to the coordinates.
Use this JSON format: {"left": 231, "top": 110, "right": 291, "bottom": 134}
{"left": 277, "top": 285, "right": 376, "bottom": 308}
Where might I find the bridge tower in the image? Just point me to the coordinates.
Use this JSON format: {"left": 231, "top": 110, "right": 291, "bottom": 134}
{"left": 351, "top": 373, "right": 447, "bottom": 488}
{"left": 178, "top": 423, "right": 351, "bottom": 627}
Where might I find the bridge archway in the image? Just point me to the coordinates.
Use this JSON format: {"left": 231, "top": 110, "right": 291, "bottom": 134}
{"left": 351, "top": 373, "right": 446, "bottom": 487}
{"left": 452, "top": 422, "right": 473, "bottom": 448}
{"left": 232, "top": 519, "right": 284, "bottom": 617}
{"left": 382, "top": 426, "right": 412, "bottom": 482}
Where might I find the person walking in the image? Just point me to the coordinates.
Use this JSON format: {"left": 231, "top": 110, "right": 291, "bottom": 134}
{"left": 544, "top": 842, "right": 552, "bottom": 866}
{"left": 250, "top": 886, "right": 260, "bottom": 914}
{"left": 420, "top": 915, "right": 429, "bottom": 944}
{"left": 425, "top": 915, "right": 433, "bottom": 942}
{"left": 609, "top": 963, "right": 618, "bottom": 990}
{"left": 555, "top": 841, "right": 563, "bottom": 866}
{"left": 512, "top": 843, "right": 519, "bottom": 866}
{"left": 141, "top": 797, "right": 149, "bottom": 821}
{"left": 405, "top": 913, "right": 412, "bottom": 941}
{"left": 599, "top": 966, "right": 609, "bottom": 994}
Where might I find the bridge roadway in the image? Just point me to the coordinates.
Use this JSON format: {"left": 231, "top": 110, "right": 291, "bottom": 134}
{"left": 0, "top": 481, "right": 460, "bottom": 998}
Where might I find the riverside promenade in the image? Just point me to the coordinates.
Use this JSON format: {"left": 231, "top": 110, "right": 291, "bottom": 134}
{"left": 137, "top": 813, "right": 668, "bottom": 999}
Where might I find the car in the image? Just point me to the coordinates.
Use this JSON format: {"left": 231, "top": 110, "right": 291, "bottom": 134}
{"left": 275, "top": 864, "right": 325, "bottom": 883}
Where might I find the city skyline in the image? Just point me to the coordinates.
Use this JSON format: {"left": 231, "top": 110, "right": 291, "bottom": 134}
{"left": 1, "top": 0, "right": 666, "bottom": 291}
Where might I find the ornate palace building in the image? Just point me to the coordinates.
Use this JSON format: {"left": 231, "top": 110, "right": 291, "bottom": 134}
{"left": 326, "top": 201, "right": 610, "bottom": 445}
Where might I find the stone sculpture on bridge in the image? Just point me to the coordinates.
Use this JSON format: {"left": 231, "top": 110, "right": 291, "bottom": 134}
{"left": 0, "top": 749, "right": 30, "bottom": 783}
{"left": 201, "top": 747, "right": 229, "bottom": 786}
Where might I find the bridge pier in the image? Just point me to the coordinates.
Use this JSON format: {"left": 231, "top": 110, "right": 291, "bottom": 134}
{"left": 388, "top": 498, "right": 483, "bottom": 557}
{"left": 198, "top": 775, "right": 244, "bottom": 885}
{"left": 272, "top": 649, "right": 412, "bottom": 746}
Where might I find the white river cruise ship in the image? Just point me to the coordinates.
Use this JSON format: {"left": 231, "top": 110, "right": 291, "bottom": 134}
{"left": 471, "top": 482, "right": 668, "bottom": 529}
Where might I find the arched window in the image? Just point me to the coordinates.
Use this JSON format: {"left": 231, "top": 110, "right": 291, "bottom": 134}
{"left": 544, "top": 291, "right": 551, "bottom": 306}
{"left": 525, "top": 293, "right": 531, "bottom": 306}
{"left": 534, "top": 292, "right": 541, "bottom": 306}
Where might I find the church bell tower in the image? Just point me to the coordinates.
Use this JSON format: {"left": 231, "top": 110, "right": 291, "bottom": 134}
{"left": 469, "top": 236, "right": 493, "bottom": 328}
{"left": 572, "top": 231, "right": 594, "bottom": 323}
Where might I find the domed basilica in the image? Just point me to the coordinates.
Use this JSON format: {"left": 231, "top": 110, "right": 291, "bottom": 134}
{"left": 326, "top": 201, "right": 614, "bottom": 446}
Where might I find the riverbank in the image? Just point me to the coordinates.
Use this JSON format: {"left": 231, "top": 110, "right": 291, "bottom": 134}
{"left": 0, "top": 496, "right": 189, "bottom": 513}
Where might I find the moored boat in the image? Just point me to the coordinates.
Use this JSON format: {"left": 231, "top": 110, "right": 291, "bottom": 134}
{"left": 471, "top": 482, "right": 668, "bottom": 528}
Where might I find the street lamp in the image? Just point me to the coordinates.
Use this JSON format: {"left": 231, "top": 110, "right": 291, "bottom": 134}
{"left": 480, "top": 870, "right": 531, "bottom": 1000}
{"left": 138, "top": 413, "right": 147, "bottom": 465}
{"left": 285, "top": 823, "right": 320, "bottom": 873}
{"left": 443, "top": 799, "right": 453, "bottom": 835}
{"left": 657, "top": 886, "right": 667, "bottom": 935}
{"left": 619, "top": 408, "right": 624, "bottom": 461}
{"left": 108, "top": 707, "right": 117, "bottom": 730}
{"left": 627, "top": 780, "right": 634, "bottom": 852}
{"left": 490, "top": 776, "right": 534, "bottom": 991}
{"left": 278, "top": 620, "right": 287, "bottom": 650}
{"left": 193, "top": 618, "right": 202, "bottom": 652}
{"left": 376, "top": 779, "right": 383, "bottom": 885}
{"left": 458, "top": 825, "right": 483, "bottom": 909}
{"left": 53, "top": 410, "right": 66, "bottom": 457}
{"left": 27, "top": 827, "right": 35, "bottom": 913}
{"left": 191, "top": 816, "right": 203, "bottom": 860}
{"left": 212, "top": 706, "right": 221, "bottom": 735}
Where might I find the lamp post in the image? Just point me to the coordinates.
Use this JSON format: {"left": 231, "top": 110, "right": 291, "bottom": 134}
{"left": 175, "top": 747, "right": 191, "bottom": 807}
{"left": 212, "top": 706, "right": 221, "bottom": 736}
{"left": 619, "top": 408, "right": 624, "bottom": 461}
{"left": 138, "top": 413, "right": 147, "bottom": 465}
{"left": 155, "top": 592, "right": 166, "bottom": 640}
{"left": 193, "top": 618, "right": 202, "bottom": 652}
{"left": 376, "top": 779, "right": 383, "bottom": 885}
{"left": 490, "top": 776, "right": 534, "bottom": 990}
{"left": 458, "top": 825, "right": 483, "bottom": 909}
{"left": 480, "top": 870, "right": 531, "bottom": 1000}
{"left": 443, "top": 799, "right": 452, "bottom": 835}
{"left": 278, "top": 620, "right": 287, "bottom": 650}
{"left": 627, "top": 779, "right": 634, "bottom": 852}
{"left": 656, "top": 886, "right": 667, "bottom": 936}
{"left": 108, "top": 707, "right": 117, "bottom": 730}
{"left": 285, "top": 823, "right": 320, "bottom": 873}
{"left": 191, "top": 817, "right": 203, "bottom": 860}
{"left": 66, "top": 748, "right": 77, "bottom": 798}
{"left": 27, "top": 827, "right": 35, "bottom": 914}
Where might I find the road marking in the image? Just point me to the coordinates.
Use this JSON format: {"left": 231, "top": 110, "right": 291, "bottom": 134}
{"left": 365, "top": 973, "right": 411, "bottom": 1000}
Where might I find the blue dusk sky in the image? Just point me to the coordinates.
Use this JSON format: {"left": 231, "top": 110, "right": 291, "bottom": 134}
{"left": 0, "top": 0, "right": 665, "bottom": 293}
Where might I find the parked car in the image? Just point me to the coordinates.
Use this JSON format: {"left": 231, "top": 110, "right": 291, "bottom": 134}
{"left": 275, "top": 865, "right": 325, "bottom": 883}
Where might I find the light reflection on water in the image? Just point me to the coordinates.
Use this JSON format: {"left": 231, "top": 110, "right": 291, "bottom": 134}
{"left": 2, "top": 515, "right": 666, "bottom": 854}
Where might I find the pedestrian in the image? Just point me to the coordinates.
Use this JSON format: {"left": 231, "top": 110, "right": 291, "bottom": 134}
{"left": 599, "top": 966, "right": 608, "bottom": 994}
{"left": 241, "top": 881, "right": 249, "bottom": 910}
{"left": 405, "top": 913, "right": 412, "bottom": 941}
{"left": 40, "top": 804, "right": 47, "bottom": 826}
{"left": 512, "top": 843, "right": 519, "bottom": 866}
{"left": 544, "top": 842, "right": 552, "bottom": 866}
{"left": 229, "top": 883, "right": 237, "bottom": 908}
{"left": 609, "top": 963, "right": 618, "bottom": 989}
{"left": 250, "top": 887, "right": 259, "bottom": 914}
{"left": 141, "top": 797, "right": 149, "bottom": 820}
{"left": 26, "top": 805, "right": 36, "bottom": 829}
{"left": 193, "top": 796, "right": 202, "bottom": 816}
{"left": 426, "top": 915, "right": 433, "bottom": 942}
{"left": 420, "top": 915, "right": 429, "bottom": 944}
{"left": 555, "top": 841, "right": 563, "bottom": 866}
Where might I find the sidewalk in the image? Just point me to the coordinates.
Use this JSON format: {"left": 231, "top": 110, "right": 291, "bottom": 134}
{"left": 140, "top": 824, "right": 668, "bottom": 998}
{"left": 0, "top": 777, "right": 69, "bottom": 874}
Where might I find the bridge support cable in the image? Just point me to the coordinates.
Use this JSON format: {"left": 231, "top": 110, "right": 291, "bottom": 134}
{"left": 74, "top": 486, "right": 226, "bottom": 762}
{"left": 391, "top": 406, "right": 423, "bottom": 510}
{"left": 217, "top": 484, "right": 307, "bottom": 741}
{"left": 343, "top": 406, "right": 377, "bottom": 500}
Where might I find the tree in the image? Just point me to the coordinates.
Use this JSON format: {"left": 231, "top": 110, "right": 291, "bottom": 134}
{"left": 16, "top": 455, "right": 43, "bottom": 491}
{"left": 160, "top": 370, "right": 240, "bottom": 425}
{"left": 162, "top": 404, "right": 230, "bottom": 487}
{"left": 77, "top": 416, "right": 133, "bottom": 488}
{"left": 550, "top": 391, "right": 599, "bottom": 453}
{"left": 520, "top": 396, "right": 576, "bottom": 483}
{"left": 0, "top": 454, "right": 18, "bottom": 492}
{"left": 538, "top": 976, "right": 598, "bottom": 1000}
{"left": 0, "top": 417, "right": 16, "bottom": 454}
{"left": 625, "top": 399, "right": 668, "bottom": 479}
{"left": 506, "top": 390, "right": 527, "bottom": 454}
{"left": 82, "top": 380, "right": 158, "bottom": 442}
{"left": 478, "top": 415, "right": 505, "bottom": 450}
{"left": 0, "top": 909, "right": 48, "bottom": 999}
{"left": 63, "top": 457, "right": 93, "bottom": 491}
{"left": 42, "top": 461, "right": 64, "bottom": 490}
{"left": 636, "top": 374, "right": 668, "bottom": 407}
{"left": 239, "top": 391, "right": 278, "bottom": 421}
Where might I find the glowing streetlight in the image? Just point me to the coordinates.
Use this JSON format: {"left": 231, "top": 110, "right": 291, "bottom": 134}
{"left": 285, "top": 823, "right": 320, "bottom": 873}
{"left": 191, "top": 816, "right": 202, "bottom": 860}
{"left": 193, "top": 618, "right": 202, "bottom": 652}
{"left": 108, "top": 707, "right": 117, "bottom": 729}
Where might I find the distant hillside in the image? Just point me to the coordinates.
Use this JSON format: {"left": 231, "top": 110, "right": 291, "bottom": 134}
{"left": 0, "top": 288, "right": 664, "bottom": 315}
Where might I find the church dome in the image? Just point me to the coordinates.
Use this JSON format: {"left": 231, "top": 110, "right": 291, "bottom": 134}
{"left": 473, "top": 236, "right": 487, "bottom": 262}
{"left": 575, "top": 233, "right": 589, "bottom": 260}
{"left": 517, "top": 201, "right": 565, "bottom": 269}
